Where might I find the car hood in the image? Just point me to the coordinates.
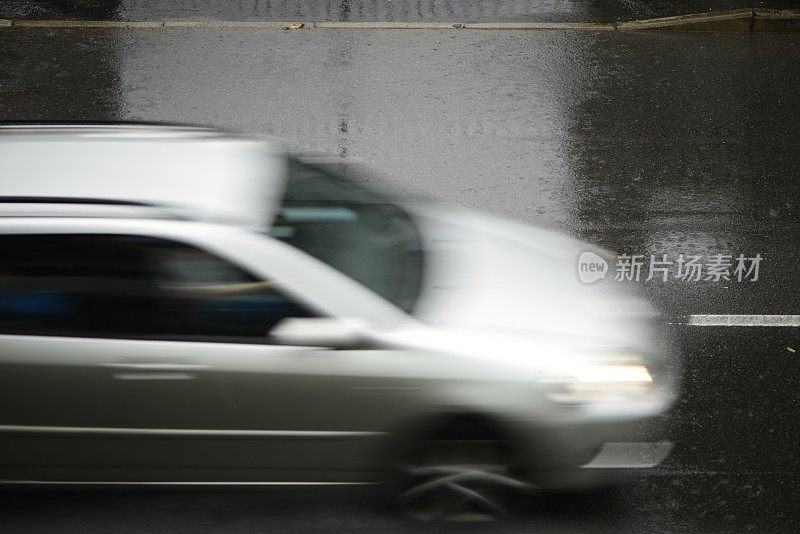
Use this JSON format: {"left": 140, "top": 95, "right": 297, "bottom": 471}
{"left": 405, "top": 204, "right": 661, "bottom": 351}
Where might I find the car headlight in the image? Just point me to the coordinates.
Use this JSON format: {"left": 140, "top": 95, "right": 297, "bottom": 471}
{"left": 542, "top": 362, "right": 655, "bottom": 405}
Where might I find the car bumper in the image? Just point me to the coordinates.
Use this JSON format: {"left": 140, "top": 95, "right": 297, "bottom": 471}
{"left": 513, "top": 413, "right": 671, "bottom": 490}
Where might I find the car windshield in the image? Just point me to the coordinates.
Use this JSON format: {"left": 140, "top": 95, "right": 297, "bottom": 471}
{"left": 268, "top": 158, "right": 424, "bottom": 313}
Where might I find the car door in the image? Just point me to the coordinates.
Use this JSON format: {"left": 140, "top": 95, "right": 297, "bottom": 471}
{"left": 0, "top": 229, "right": 325, "bottom": 483}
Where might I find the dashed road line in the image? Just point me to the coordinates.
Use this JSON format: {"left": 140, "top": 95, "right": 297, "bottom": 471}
{"left": 688, "top": 315, "right": 800, "bottom": 327}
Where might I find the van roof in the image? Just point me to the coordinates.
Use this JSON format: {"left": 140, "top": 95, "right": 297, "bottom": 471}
{"left": 0, "top": 122, "right": 226, "bottom": 136}
{"left": 0, "top": 123, "right": 286, "bottom": 227}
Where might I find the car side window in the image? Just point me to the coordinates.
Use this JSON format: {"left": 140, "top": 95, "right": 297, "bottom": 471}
{"left": 0, "top": 234, "right": 314, "bottom": 342}
{"left": 271, "top": 159, "right": 424, "bottom": 313}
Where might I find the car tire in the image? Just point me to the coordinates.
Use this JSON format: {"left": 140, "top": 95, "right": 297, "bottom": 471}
{"left": 392, "top": 416, "right": 535, "bottom": 522}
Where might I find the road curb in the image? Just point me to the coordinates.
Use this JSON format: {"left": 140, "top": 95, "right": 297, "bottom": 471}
{"left": 752, "top": 9, "right": 800, "bottom": 33}
{"left": 163, "top": 20, "right": 288, "bottom": 28}
{"left": 13, "top": 19, "right": 164, "bottom": 28}
{"left": 465, "top": 22, "right": 614, "bottom": 30}
{"left": 616, "top": 8, "right": 753, "bottom": 31}
{"left": 4, "top": 9, "right": 800, "bottom": 32}
{"left": 617, "top": 8, "right": 800, "bottom": 32}
{"left": 313, "top": 21, "right": 456, "bottom": 29}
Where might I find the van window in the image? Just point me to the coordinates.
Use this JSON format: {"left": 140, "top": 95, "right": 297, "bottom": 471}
{"left": 271, "top": 159, "right": 424, "bottom": 313}
{"left": 0, "top": 234, "right": 313, "bottom": 341}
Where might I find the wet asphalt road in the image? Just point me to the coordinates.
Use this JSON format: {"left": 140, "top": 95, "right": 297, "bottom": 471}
{"left": 2, "top": 20, "right": 800, "bottom": 533}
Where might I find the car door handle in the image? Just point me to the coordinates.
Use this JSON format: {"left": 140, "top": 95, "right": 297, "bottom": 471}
{"left": 99, "top": 362, "right": 211, "bottom": 380}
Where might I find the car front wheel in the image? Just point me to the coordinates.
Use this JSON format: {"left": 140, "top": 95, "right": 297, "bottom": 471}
{"left": 393, "top": 417, "right": 535, "bottom": 522}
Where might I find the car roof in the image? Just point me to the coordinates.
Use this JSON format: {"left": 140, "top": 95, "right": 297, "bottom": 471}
{"left": 0, "top": 122, "right": 236, "bottom": 139}
{"left": 0, "top": 123, "right": 287, "bottom": 227}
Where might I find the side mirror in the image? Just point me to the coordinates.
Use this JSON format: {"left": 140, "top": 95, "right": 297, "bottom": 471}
{"left": 270, "top": 317, "right": 368, "bottom": 348}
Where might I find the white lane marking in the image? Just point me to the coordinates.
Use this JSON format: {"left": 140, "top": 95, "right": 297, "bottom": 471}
{"left": 582, "top": 441, "right": 673, "bottom": 469}
{"left": 689, "top": 315, "right": 800, "bottom": 327}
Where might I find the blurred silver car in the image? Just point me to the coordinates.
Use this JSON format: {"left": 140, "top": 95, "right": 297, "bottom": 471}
{"left": 0, "top": 123, "right": 677, "bottom": 520}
